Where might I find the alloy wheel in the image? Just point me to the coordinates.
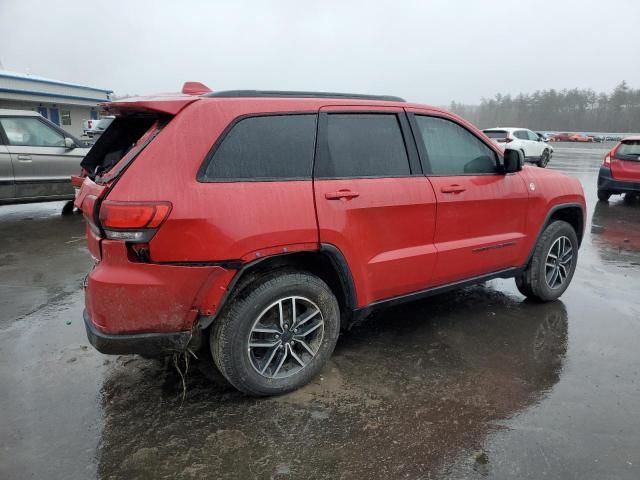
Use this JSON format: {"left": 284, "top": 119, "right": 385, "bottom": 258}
{"left": 247, "top": 296, "right": 325, "bottom": 379}
{"left": 545, "top": 236, "right": 573, "bottom": 289}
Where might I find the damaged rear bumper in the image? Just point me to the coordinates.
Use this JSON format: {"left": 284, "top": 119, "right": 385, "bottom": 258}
{"left": 84, "top": 310, "right": 191, "bottom": 356}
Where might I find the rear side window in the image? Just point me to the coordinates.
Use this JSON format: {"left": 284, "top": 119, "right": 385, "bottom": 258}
{"left": 316, "top": 113, "right": 410, "bottom": 178}
{"left": 203, "top": 114, "right": 317, "bottom": 180}
{"left": 514, "top": 130, "right": 529, "bottom": 140}
{"left": 414, "top": 116, "right": 498, "bottom": 175}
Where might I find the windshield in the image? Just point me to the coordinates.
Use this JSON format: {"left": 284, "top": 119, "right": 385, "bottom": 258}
{"left": 483, "top": 130, "right": 508, "bottom": 139}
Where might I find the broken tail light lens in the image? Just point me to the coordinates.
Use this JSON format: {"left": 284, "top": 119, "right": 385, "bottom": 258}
{"left": 99, "top": 201, "right": 172, "bottom": 241}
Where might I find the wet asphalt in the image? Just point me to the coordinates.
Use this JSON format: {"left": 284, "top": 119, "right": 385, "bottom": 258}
{"left": 0, "top": 142, "right": 638, "bottom": 479}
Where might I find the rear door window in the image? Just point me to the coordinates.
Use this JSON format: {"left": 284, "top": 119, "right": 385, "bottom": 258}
{"left": 315, "top": 113, "right": 410, "bottom": 178}
{"left": 414, "top": 115, "right": 498, "bottom": 175}
{"left": 202, "top": 114, "right": 317, "bottom": 181}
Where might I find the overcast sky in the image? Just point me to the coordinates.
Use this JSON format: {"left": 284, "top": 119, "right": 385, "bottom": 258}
{"left": 1, "top": 0, "right": 639, "bottom": 105}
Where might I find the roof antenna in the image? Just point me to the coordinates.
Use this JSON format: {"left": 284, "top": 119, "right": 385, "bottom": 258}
{"left": 182, "top": 81, "right": 211, "bottom": 95}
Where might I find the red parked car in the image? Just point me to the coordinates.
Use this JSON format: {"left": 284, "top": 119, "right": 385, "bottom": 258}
{"left": 76, "top": 84, "right": 586, "bottom": 396}
{"left": 569, "top": 134, "right": 593, "bottom": 143}
{"left": 598, "top": 136, "right": 640, "bottom": 201}
{"left": 550, "top": 133, "right": 573, "bottom": 142}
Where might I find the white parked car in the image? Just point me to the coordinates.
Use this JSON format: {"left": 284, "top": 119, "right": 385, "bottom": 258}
{"left": 482, "top": 127, "right": 553, "bottom": 168}
{"left": 0, "top": 109, "right": 89, "bottom": 205}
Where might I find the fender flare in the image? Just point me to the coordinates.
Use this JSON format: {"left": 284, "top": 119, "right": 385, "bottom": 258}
{"left": 196, "top": 243, "right": 358, "bottom": 329}
{"left": 523, "top": 202, "right": 585, "bottom": 267}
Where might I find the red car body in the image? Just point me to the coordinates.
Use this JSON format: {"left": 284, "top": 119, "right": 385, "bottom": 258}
{"left": 76, "top": 87, "right": 586, "bottom": 356}
{"left": 598, "top": 136, "right": 640, "bottom": 201}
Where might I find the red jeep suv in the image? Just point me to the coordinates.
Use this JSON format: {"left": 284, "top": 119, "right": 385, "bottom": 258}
{"left": 77, "top": 84, "right": 586, "bottom": 396}
{"left": 598, "top": 136, "right": 640, "bottom": 201}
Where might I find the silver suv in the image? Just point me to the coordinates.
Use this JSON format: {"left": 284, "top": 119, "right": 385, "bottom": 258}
{"left": 0, "top": 109, "right": 89, "bottom": 204}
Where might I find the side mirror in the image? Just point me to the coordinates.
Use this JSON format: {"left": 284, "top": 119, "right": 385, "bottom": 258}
{"left": 64, "top": 137, "right": 76, "bottom": 149}
{"left": 503, "top": 149, "right": 522, "bottom": 173}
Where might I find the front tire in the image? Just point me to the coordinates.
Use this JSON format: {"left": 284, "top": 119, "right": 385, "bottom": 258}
{"left": 516, "top": 221, "right": 578, "bottom": 302}
{"left": 211, "top": 272, "right": 340, "bottom": 396}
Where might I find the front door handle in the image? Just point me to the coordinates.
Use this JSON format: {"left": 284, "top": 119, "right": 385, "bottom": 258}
{"left": 440, "top": 184, "right": 466, "bottom": 194}
{"left": 17, "top": 155, "right": 32, "bottom": 162}
{"left": 325, "top": 189, "right": 360, "bottom": 200}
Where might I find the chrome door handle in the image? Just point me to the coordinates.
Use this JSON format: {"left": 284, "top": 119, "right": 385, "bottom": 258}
{"left": 17, "top": 155, "right": 32, "bottom": 162}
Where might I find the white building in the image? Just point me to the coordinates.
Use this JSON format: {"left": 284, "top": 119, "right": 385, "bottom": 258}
{"left": 0, "top": 70, "right": 112, "bottom": 138}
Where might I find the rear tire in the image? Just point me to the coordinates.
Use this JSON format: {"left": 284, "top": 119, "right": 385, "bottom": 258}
{"left": 196, "top": 353, "right": 233, "bottom": 390}
{"left": 210, "top": 272, "right": 340, "bottom": 396}
{"left": 516, "top": 220, "right": 578, "bottom": 302}
{"left": 61, "top": 201, "right": 75, "bottom": 215}
{"left": 597, "top": 190, "right": 611, "bottom": 202}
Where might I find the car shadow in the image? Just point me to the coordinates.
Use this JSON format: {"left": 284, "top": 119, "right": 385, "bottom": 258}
{"left": 96, "top": 284, "right": 568, "bottom": 479}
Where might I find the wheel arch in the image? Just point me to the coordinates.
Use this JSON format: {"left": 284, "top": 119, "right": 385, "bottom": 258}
{"left": 524, "top": 203, "right": 585, "bottom": 267}
{"left": 197, "top": 244, "right": 357, "bottom": 330}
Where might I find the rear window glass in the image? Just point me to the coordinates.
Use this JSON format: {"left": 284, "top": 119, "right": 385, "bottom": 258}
{"left": 316, "top": 113, "right": 410, "bottom": 178}
{"left": 617, "top": 141, "right": 640, "bottom": 157}
{"left": 81, "top": 117, "right": 158, "bottom": 176}
{"left": 203, "top": 114, "right": 317, "bottom": 180}
{"left": 483, "top": 130, "right": 508, "bottom": 139}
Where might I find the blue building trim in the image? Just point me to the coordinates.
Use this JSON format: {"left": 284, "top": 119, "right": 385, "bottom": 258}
{"left": 0, "top": 87, "right": 110, "bottom": 103}
{"left": 0, "top": 72, "right": 113, "bottom": 94}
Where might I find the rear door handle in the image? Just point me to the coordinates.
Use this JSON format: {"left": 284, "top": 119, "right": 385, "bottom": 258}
{"left": 325, "top": 189, "right": 360, "bottom": 200}
{"left": 440, "top": 184, "right": 466, "bottom": 194}
{"left": 17, "top": 155, "right": 32, "bottom": 162}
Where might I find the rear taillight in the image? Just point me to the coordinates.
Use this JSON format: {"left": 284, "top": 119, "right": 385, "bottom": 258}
{"left": 98, "top": 201, "right": 172, "bottom": 242}
{"left": 604, "top": 153, "right": 611, "bottom": 166}
{"left": 81, "top": 195, "right": 101, "bottom": 235}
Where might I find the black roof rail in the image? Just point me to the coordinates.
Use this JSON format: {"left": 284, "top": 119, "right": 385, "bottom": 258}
{"left": 203, "top": 90, "right": 406, "bottom": 102}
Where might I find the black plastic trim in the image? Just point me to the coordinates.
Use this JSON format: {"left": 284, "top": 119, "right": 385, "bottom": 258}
{"left": 598, "top": 166, "right": 640, "bottom": 193}
{"left": 354, "top": 268, "right": 522, "bottom": 319}
{"left": 13, "top": 178, "right": 72, "bottom": 185}
{"left": 523, "top": 202, "right": 585, "bottom": 266}
{"left": 204, "top": 90, "right": 405, "bottom": 102}
{"left": 195, "top": 245, "right": 358, "bottom": 330}
{"left": 319, "top": 243, "right": 357, "bottom": 311}
{"left": 84, "top": 310, "right": 191, "bottom": 356}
